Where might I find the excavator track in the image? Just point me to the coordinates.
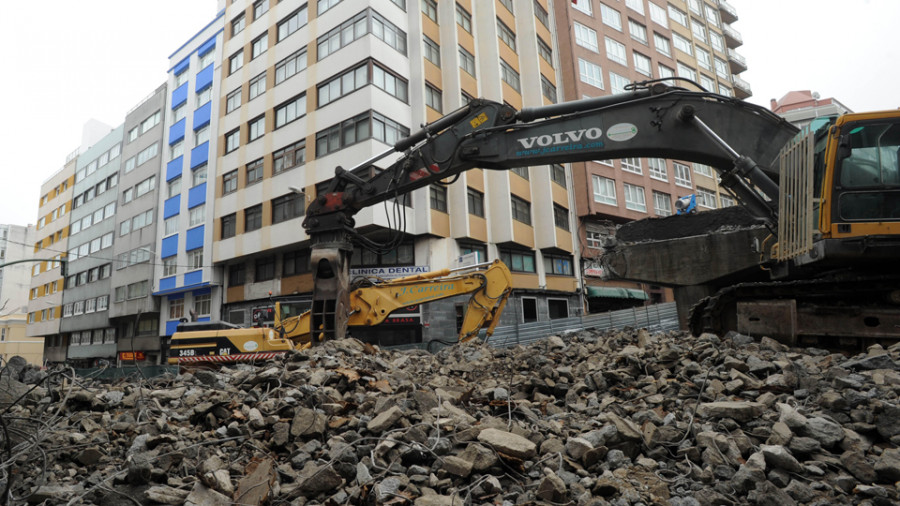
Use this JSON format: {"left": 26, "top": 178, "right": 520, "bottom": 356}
{"left": 689, "top": 274, "right": 900, "bottom": 350}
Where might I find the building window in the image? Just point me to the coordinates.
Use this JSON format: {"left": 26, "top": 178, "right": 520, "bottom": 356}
{"left": 192, "top": 165, "right": 207, "bottom": 187}
{"left": 169, "top": 298, "right": 184, "bottom": 320}
{"left": 187, "top": 248, "right": 203, "bottom": 270}
{"left": 497, "top": 19, "right": 516, "bottom": 51}
{"left": 277, "top": 5, "right": 309, "bottom": 42}
{"left": 693, "top": 163, "right": 714, "bottom": 177}
{"left": 629, "top": 19, "right": 648, "bottom": 44}
{"left": 537, "top": 38, "right": 552, "bottom": 63}
{"left": 691, "top": 19, "right": 707, "bottom": 43}
{"left": 511, "top": 166, "right": 529, "bottom": 180}
{"left": 229, "top": 50, "right": 244, "bottom": 75}
{"left": 648, "top": 158, "right": 668, "bottom": 181}
{"left": 272, "top": 193, "right": 305, "bottom": 223}
{"left": 275, "top": 48, "right": 308, "bottom": 85}
{"left": 610, "top": 72, "right": 629, "bottom": 95}
{"left": 467, "top": 188, "right": 484, "bottom": 217}
{"left": 252, "top": 33, "right": 268, "bottom": 59}
{"left": 654, "top": 33, "right": 671, "bottom": 57}
{"left": 544, "top": 254, "right": 574, "bottom": 276}
{"left": 668, "top": 5, "right": 687, "bottom": 26}
{"left": 605, "top": 37, "right": 627, "bottom": 66}
{"left": 458, "top": 46, "right": 475, "bottom": 76}
{"left": 572, "top": 0, "right": 592, "bottom": 15}
{"left": 625, "top": 0, "right": 644, "bottom": 14}
{"left": 195, "top": 125, "right": 210, "bottom": 146}
{"left": 658, "top": 64, "right": 675, "bottom": 79}
{"left": 677, "top": 62, "right": 697, "bottom": 82}
{"left": 254, "top": 0, "right": 269, "bottom": 19}
{"left": 430, "top": 185, "right": 447, "bottom": 212}
{"left": 283, "top": 249, "right": 310, "bottom": 276}
{"left": 551, "top": 164, "right": 567, "bottom": 187}
{"left": 255, "top": 256, "right": 276, "bottom": 281}
{"left": 246, "top": 159, "right": 263, "bottom": 185}
{"left": 249, "top": 72, "right": 266, "bottom": 100}
{"left": 710, "top": 32, "right": 725, "bottom": 52}
{"left": 229, "top": 263, "right": 245, "bottom": 286}
{"left": 600, "top": 4, "right": 622, "bottom": 31}
{"left": 319, "top": 64, "right": 367, "bottom": 107}
{"left": 273, "top": 141, "right": 305, "bottom": 174}
{"left": 422, "top": 0, "right": 437, "bottom": 21}
{"left": 245, "top": 205, "right": 263, "bottom": 231}
{"left": 673, "top": 33, "right": 692, "bottom": 55}
{"left": 499, "top": 0, "right": 514, "bottom": 13}
{"left": 163, "top": 257, "right": 177, "bottom": 276}
{"left": 624, "top": 183, "right": 647, "bottom": 212}
{"left": 456, "top": 4, "right": 471, "bottom": 32}
{"left": 171, "top": 140, "right": 184, "bottom": 160}
{"left": 318, "top": 0, "right": 342, "bottom": 14}
{"left": 225, "top": 129, "right": 240, "bottom": 153}
{"left": 248, "top": 115, "right": 265, "bottom": 142}
{"left": 578, "top": 59, "right": 603, "bottom": 89}
{"left": 194, "top": 294, "right": 211, "bottom": 316}
{"left": 189, "top": 204, "right": 205, "bottom": 227}
{"left": 316, "top": 111, "right": 410, "bottom": 157}
{"left": 423, "top": 36, "right": 440, "bottom": 67}
{"left": 587, "top": 231, "right": 603, "bottom": 249}
{"left": 721, "top": 194, "right": 736, "bottom": 207}
{"left": 275, "top": 93, "right": 307, "bottom": 128}
{"left": 574, "top": 22, "right": 599, "bottom": 52}
{"left": 592, "top": 175, "right": 617, "bottom": 206}
{"left": 223, "top": 169, "right": 238, "bottom": 194}
{"left": 653, "top": 191, "right": 672, "bottom": 216}
{"left": 715, "top": 57, "right": 730, "bottom": 79}
{"left": 553, "top": 205, "right": 569, "bottom": 230}
{"left": 425, "top": 84, "right": 442, "bottom": 112}
{"left": 500, "top": 60, "right": 520, "bottom": 91}
{"left": 499, "top": 249, "right": 535, "bottom": 273}
{"left": 373, "top": 63, "right": 409, "bottom": 102}
{"left": 696, "top": 187, "right": 718, "bottom": 209}
{"left": 221, "top": 214, "right": 236, "bottom": 239}
{"left": 674, "top": 162, "right": 692, "bottom": 187}
{"left": 164, "top": 216, "right": 178, "bottom": 236}
{"left": 541, "top": 77, "right": 557, "bottom": 103}
{"left": 352, "top": 242, "right": 414, "bottom": 267}
{"left": 700, "top": 74, "right": 716, "bottom": 93}
{"left": 510, "top": 196, "right": 531, "bottom": 225}
{"left": 633, "top": 52, "right": 652, "bottom": 77}
{"left": 621, "top": 157, "right": 642, "bottom": 174}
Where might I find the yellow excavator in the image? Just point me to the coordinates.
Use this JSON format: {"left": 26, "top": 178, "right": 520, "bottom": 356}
{"left": 167, "top": 259, "right": 511, "bottom": 364}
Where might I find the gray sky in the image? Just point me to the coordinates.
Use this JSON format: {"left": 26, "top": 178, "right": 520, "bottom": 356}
{"left": 2, "top": 0, "right": 898, "bottom": 227}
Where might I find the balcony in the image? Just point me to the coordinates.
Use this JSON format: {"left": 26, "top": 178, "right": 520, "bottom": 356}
{"left": 732, "top": 75, "right": 752, "bottom": 99}
{"left": 718, "top": 0, "right": 738, "bottom": 24}
{"left": 722, "top": 23, "right": 743, "bottom": 48}
{"left": 727, "top": 48, "right": 747, "bottom": 73}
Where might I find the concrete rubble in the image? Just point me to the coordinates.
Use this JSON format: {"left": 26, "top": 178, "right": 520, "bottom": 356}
{"left": 2, "top": 328, "right": 900, "bottom": 505}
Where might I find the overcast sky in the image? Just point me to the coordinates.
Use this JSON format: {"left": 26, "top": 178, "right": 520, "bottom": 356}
{"left": 2, "top": 0, "right": 898, "bottom": 228}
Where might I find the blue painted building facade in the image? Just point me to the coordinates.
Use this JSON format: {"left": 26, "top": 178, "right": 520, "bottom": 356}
{"left": 154, "top": 10, "right": 226, "bottom": 337}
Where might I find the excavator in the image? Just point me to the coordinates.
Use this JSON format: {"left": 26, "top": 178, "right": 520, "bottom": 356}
{"left": 300, "top": 80, "right": 799, "bottom": 344}
{"left": 167, "top": 259, "right": 511, "bottom": 364}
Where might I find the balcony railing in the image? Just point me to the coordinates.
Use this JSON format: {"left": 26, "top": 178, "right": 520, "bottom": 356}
{"left": 732, "top": 75, "right": 752, "bottom": 96}
{"left": 718, "top": 0, "right": 738, "bottom": 23}
{"left": 727, "top": 48, "right": 747, "bottom": 73}
{"left": 722, "top": 23, "right": 743, "bottom": 47}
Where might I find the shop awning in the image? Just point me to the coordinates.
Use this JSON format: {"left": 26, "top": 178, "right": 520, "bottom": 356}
{"left": 586, "top": 286, "right": 649, "bottom": 300}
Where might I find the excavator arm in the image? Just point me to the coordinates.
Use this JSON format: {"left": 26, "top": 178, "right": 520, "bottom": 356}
{"left": 273, "top": 260, "right": 512, "bottom": 345}
{"left": 302, "top": 82, "right": 799, "bottom": 342}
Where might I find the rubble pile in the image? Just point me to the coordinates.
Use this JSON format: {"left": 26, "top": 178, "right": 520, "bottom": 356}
{"left": 3, "top": 329, "right": 900, "bottom": 505}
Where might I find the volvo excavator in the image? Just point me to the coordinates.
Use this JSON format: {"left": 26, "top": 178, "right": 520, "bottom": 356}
{"left": 300, "top": 80, "right": 800, "bottom": 344}
{"left": 167, "top": 259, "right": 511, "bottom": 364}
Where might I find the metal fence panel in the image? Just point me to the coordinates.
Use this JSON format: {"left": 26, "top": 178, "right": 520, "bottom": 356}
{"left": 391, "top": 302, "right": 679, "bottom": 352}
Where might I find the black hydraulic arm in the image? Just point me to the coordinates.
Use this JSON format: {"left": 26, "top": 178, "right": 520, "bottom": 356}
{"left": 300, "top": 83, "right": 798, "bottom": 342}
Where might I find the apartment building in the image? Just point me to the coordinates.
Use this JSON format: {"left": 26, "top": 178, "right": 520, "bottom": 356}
{"left": 553, "top": 0, "right": 750, "bottom": 309}
{"left": 210, "top": 0, "right": 577, "bottom": 346}
{"left": 110, "top": 84, "right": 167, "bottom": 365}
{"left": 0, "top": 314, "right": 41, "bottom": 365}
{"left": 154, "top": 8, "right": 227, "bottom": 338}
{"left": 1, "top": 225, "right": 35, "bottom": 315}
{"left": 59, "top": 126, "right": 123, "bottom": 367}
{"left": 771, "top": 90, "right": 852, "bottom": 129}
{"left": 26, "top": 159, "right": 75, "bottom": 363}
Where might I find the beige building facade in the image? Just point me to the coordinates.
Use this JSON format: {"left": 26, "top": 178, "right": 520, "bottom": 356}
{"left": 212, "top": 0, "right": 579, "bottom": 345}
